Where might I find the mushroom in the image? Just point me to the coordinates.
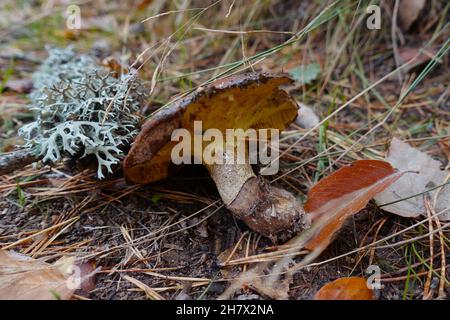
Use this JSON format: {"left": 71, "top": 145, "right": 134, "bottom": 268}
{"left": 123, "top": 73, "right": 307, "bottom": 240}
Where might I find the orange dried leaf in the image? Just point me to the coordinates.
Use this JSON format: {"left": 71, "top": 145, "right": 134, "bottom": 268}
{"left": 304, "top": 160, "right": 402, "bottom": 250}
{"left": 314, "top": 277, "right": 375, "bottom": 300}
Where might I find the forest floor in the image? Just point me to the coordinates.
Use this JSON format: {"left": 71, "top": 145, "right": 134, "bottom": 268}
{"left": 0, "top": 0, "right": 448, "bottom": 300}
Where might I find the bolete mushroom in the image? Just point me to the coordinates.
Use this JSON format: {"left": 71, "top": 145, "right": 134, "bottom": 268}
{"left": 124, "top": 73, "right": 307, "bottom": 240}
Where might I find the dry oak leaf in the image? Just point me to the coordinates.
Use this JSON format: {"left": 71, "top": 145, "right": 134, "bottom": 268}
{"left": 314, "top": 277, "right": 375, "bottom": 300}
{"left": 374, "top": 138, "right": 450, "bottom": 221}
{"left": 0, "top": 250, "right": 74, "bottom": 300}
{"left": 303, "top": 160, "right": 403, "bottom": 250}
{"left": 4, "top": 79, "right": 33, "bottom": 93}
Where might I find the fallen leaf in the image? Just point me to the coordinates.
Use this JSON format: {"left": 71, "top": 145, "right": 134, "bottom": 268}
{"left": 374, "top": 138, "right": 450, "bottom": 221}
{"left": 1, "top": 136, "right": 24, "bottom": 153}
{"left": 295, "top": 103, "right": 320, "bottom": 129}
{"left": 398, "top": 0, "right": 425, "bottom": 30}
{"left": 314, "top": 277, "right": 375, "bottom": 300}
{"left": 4, "top": 79, "right": 33, "bottom": 93}
{"left": 0, "top": 250, "right": 74, "bottom": 300}
{"left": 288, "top": 63, "right": 321, "bottom": 85}
{"left": 304, "top": 160, "right": 403, "bottom": 250}
{"left": 82, "top": 15, "right": 118, "bottom": 33}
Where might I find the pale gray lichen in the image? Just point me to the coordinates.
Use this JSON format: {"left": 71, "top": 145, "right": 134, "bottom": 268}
{"left": 19, "top": 47, "right": 146, "bottom": 178}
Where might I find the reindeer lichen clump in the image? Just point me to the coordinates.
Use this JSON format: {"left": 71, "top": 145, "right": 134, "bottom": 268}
{"left": 19, "top": 47, "right": 146, "bottom": 178}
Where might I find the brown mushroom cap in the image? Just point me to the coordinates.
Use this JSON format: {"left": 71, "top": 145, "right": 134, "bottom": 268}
{"left": 123, "top": 72, "right": 298, "bottom": 184}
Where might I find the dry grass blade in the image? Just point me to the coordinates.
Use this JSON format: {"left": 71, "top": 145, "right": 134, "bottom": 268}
{"left": 124, "top": 275, "right": 165, "bottom": 300}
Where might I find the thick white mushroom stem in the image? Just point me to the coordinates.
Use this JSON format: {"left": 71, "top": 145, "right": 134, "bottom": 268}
{"left": 204, "top": 143, "right": 306, "bottom": 241}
